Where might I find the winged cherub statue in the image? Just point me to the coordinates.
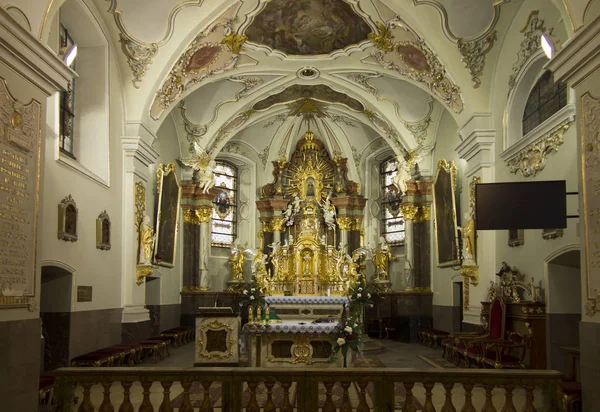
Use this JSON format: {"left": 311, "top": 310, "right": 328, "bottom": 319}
{"left": 392, "top": 143, "right": 435, "bottom": 195}
{"left": 180, "top": 142, "right": 216, "bottom": 194}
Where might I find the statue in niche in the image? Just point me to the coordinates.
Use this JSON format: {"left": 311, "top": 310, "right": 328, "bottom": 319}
{"left": 101, "top": 219, "right": 110, "bottom": 245}
{"left": 306, "top": 177, "right": 316, "bottom": 197}
{"left": 373, "top": 236, "right": 395, "bottom": 281}
{"left": 138, "top": 212, "right": 155, "bottom": 265}
{"left": 65, "top": 205, "right": 77, "bottom": 236}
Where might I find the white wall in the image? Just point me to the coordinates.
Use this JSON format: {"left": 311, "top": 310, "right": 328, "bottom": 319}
{"left": 547, "top": 263, "right": 581, "bottom": 314}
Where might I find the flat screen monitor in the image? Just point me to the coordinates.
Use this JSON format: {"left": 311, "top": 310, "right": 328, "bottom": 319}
{"left": 475, "top": 181, "right": 566, "bottom": 230}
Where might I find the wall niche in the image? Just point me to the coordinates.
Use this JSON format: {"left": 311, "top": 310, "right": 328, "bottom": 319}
{"left": 58, "top": 195, "right": 78, "bottom": 242}
{"left": 96, "top": 211, "right": 111, "bottom": 250}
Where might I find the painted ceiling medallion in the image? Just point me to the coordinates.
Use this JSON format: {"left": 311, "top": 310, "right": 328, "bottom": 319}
{"left": 185, "top": 45, "right": 223, "bottom": 73}
{"left": 252, "top": 84, "right": 364, "bottom": 112}
{"left": 244, "top": 0, "right": 371, "bottom": 55}
{"left": 396, "top": 43, "right": 431, "bottom": 72}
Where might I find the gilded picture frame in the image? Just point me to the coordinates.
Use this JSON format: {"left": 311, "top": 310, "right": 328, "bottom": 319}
{"left": 153, "top": 163, "right": 182, "bottom": 267}
{"left": 433, "top": 159, "right": 460, "bottom": 267}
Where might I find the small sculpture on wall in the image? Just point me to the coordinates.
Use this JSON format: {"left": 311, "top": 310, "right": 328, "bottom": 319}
{"left": 138, "top": 212, "right": 155, "bottom": 266}
{"left": 96, "top": 211, "right": 111, "bottom": 250}
{"left": 542, "top": 228, "right": 563, "bottom": 240}
{"left": 508, "top": 229, "right": 524, "bottom": 247}
{"left": 58, "top": 195, "right": 78, "bottom": 242}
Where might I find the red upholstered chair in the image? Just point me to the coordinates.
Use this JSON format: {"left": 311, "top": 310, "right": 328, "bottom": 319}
{"left": 452, "top": 298, "right": 506, "bottom": 367}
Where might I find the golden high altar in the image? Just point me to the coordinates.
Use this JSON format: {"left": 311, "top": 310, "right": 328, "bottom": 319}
{"left": 247, "top": 130, "right": 367, "bottom": 296}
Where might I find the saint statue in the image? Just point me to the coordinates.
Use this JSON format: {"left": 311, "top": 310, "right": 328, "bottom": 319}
{"left": 228, "top": 238, "right": 245, "bottom": 281}
{"left": 373, "top": 236, "right": 395, "bottom": 281}
{"left": 138, "top": 213, "right": 155, "bottom": 265}
{"left": 252, "top": 249, "right": 270, "bottom": 293}
{"left": 321, "top": 193, "right": 336, "bottom": 230}
{"left": 461, "top": 212, "right": 476, "bottom": 263}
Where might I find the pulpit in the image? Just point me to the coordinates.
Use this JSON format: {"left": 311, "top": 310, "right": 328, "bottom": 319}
{"left": 195, "top": 307, "right": 240, "bottom": 367}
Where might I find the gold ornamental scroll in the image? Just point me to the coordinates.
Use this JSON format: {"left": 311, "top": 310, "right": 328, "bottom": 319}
{"left": 0, "top": 79, "right": 41, "bottom": 310}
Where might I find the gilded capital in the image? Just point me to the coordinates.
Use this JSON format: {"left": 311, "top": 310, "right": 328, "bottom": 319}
{"left": 414, "top": 206, "right": 431, "bottom": 223}
{"left": 197, "top": 207, "right": 212, "bottom": 223}
{"left": 337, "top": 216, "right": 353, "bottom": 231}
{"left": 400, "top": 205, "right": 419, "bottom": 221}
{"left": 271, "top": 217, "right": 285, "bottom": 232}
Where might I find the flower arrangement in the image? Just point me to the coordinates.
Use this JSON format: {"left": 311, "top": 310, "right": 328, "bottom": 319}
{"left": 236, "top": 276, "right": 266, "bottom": 309}
{"left": 347, "top": 273, "right": 385, "bottom": 317}
{"left": 329, "top": 312, "right": 362, "bottom": 367}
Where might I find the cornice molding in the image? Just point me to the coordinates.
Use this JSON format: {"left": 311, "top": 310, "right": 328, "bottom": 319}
{"left": 500, "top": 104, "right": 575, "bottom": 177}
{"left": 0, "top": 7, "right": 74, "bottom": 95}
{"left": 546, "top": 14, "right": 600, "bottom": 86}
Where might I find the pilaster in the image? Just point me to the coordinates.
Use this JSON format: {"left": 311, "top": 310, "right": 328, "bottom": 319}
{"left": 121, "top": 136, "right": 159, "bottom": 323}
{"left": 456, "top": 114, "right": 496, "bottom": 325}
{"left": 546, "top": 15, "right": 600, "bottom": 411}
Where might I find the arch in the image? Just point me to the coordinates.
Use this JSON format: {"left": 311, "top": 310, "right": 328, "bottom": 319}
{"left": 40, "top": 260, "right": 77, "bottom": 312}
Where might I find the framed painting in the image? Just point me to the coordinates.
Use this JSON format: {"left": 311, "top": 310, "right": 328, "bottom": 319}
{"left": 433, "top": 159, "right": 460, "bottom": 267}
{"left": 154, "top": 163, "right": 182, "bottom": 267}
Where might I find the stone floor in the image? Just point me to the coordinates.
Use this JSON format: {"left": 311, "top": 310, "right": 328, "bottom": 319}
{"left": 59, "top": 339, "right": 553, "bottom": 411}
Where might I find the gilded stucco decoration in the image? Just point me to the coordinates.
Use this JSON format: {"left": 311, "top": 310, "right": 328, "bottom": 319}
{"left": 367, "top": 21, "right": 464, "bottom": 114}
{"left": 457, "top": 30, "right": 497, "bottom": 88}
{"left": 106, "top": 0, "right": 206, "bottom": 88}
{"left": 197, "top": 319, "right": 234, "bottom": 360}
{"left": 508, "top": 11, "right": 551, "bottom": 92}
{"left": 505, "top": 116, "right": 573, "bottom": 177}
{"left": 150, "top": 4, "right": 248, "bottom": 119}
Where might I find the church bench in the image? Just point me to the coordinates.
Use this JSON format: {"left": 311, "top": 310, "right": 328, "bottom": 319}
{"left": 160, "top": 328, "right": 189, "bottom": 347}
{"left": 104, "top": 344, "right": 143, "bottom": 365}
{"left": 167, "top": 326, "right": 194, "bottom": 343}
{"left": 70, "top": 351, "right": 114, "bottom": 367}
{"left": 139, "top": 339, "right": 169, "bottom": 363}
{"left": 418, "top": 328, "right": 450, "bottom": 347}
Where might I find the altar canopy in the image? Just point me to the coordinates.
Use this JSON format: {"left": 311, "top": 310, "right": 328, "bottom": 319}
{"left": 254, "top": 130, "right": 367, "bottom": 297}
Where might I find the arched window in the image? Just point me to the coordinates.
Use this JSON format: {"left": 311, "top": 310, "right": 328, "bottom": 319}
{"left": 522, "top": 71, "right": 567, "bottom": 136}
{"left": 211, "top": 161, "right": 238, "bottom": 247}
{"left": 59, "top": 24, "right": 76, "bottom": 156}
{"left": 380, "top": 157, "right": 405, "bottom": 245}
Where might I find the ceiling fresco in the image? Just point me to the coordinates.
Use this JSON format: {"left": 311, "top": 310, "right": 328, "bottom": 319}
{"left": 244, "top": 0, "right": 372, "bottom": 55}
{"left": 252, "top": 84, "right": 365, "bottom": 112}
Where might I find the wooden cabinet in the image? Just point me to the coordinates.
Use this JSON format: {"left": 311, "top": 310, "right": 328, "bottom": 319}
{"left": 481, "top": 301, "right": 546, "bottom": 369}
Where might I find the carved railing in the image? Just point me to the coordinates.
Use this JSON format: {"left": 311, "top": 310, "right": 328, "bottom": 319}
{"left": 51, "top": 367, "right": 563, "bottom": 411}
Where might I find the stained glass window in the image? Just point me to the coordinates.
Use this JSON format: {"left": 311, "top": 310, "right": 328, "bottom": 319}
{"left": 59, "top": 24, "right": 76, "bottom": 157}
{"left": 380, "top": 157, "right": 405, "bottom": 245}
{"left": 211, "top": 160, "right": 238, "bottom": 247}
{"left": 522, "top": 71, "right": 567, "bottom": 136}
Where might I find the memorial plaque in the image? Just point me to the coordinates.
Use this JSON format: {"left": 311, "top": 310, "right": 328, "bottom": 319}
{"left": 77, "top": 286, "right": 93, "bottom": 302}
{"left": 0, "top": 79, "right": 41, "bottom": 310}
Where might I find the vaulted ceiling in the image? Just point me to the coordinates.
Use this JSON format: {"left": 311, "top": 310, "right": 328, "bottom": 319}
{"left": 77, "top": 0, "right": 574, "bottom": 172}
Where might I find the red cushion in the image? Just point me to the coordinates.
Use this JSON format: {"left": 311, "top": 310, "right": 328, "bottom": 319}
{"left": 72, "top": 352, "right": 111, "bottom": 361}
{"left": 561, "top": 381, "right": 582, "bottom": 395}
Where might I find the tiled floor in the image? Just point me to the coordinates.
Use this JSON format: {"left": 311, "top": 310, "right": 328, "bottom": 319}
{"left": 61, "top": 339, "right": 553, "bottom": 411}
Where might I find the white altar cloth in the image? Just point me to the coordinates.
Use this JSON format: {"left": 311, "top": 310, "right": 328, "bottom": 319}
{"left": 265, "top": 296, "right": 348, "bottom": 305}
{"left": 243, "top": 320, "right": 338, "bottom": 335}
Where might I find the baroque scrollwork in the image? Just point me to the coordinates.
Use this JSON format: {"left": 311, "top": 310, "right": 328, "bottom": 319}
{"left": 505, "top": 117, "right": 573, "bottom": 177}
{"left": 508, "top": 11, "right": 550, "bottom": 92}
{"left": 362, "top": 109, "right": 404, "bottom": 148}
{"left": 208, "top": 110, "right": 256, "bottom": 155}
{"left": 367, "top": 22, "right": 464, "bottom": 114}
{"left": 457, "top": 30, "right": 497, "bottom": 89}
{"left": 231, "top": 75, "right": 263, "bottom": 100}
{"left": 119, "top": 35, "right": 159, "bottom": 89}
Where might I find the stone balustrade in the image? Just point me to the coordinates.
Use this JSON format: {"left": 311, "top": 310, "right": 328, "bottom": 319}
{"left": 51, "top": 367, "right": 563, "bottom": 411}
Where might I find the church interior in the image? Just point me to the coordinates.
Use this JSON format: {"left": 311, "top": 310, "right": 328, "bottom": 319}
{"left": 1, "top": 0, "right": 600, "bottom": 411}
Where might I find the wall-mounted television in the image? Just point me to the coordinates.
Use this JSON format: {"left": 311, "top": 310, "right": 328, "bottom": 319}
{"left": 475, "top": 181, "right": 567, "bottom": 230}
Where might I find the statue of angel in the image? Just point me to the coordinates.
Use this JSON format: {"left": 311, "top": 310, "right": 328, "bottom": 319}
{"left": 180, "top": 142, "right": 216, "bottom": 194}
{"left": 292, "top": 196, "right": 302, "bottom": 214}
{"left": 392, "top": 143, "right": 435, "bottom": 195}
{"left": 282, "top": 204, "right": 294, "bottom": 225}
{"left": 267, "top": 241, "right": 281, "bottom": 256}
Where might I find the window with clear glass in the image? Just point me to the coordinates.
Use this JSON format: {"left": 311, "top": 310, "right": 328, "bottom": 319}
{"left": 59, "top": 24, "right": 76, "bottom": 157}
{"left": 211, "top": 161, "right": 238, "bottom": 247}
{"left": 380, "top": 157, "right": 405, "bottom": 245}
{"left": 522, "top": 71, "right": 567, "bottom": 136}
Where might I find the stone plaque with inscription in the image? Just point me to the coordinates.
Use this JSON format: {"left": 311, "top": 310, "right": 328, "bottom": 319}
{"left": 0, "top": 79, "right": 41, "bottom": 310}
{"left": 77, "top": 286, "right": 93, "bottom": 302}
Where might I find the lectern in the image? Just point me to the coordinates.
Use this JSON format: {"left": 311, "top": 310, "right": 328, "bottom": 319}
{"left": 195, "top": 307, "right": 240, "bottom": 366}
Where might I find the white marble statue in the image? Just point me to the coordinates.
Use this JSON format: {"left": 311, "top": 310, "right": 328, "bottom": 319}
{"left": 292, "top": 196, "right": 301, "bottom": 214}
{"left": 282, "top": 204, "right": 294, "bottom": 226}
{"left": 322, "top": 194, "right": 336, "bottom": 230}
{"left": 268, "top": 241, "right": 281, "bottom": 255}
{"left": 392, "top": 143, "right": 435, "bottom": 195}
{"left": 180, "top": 142, "right": 216, "bottom": 194}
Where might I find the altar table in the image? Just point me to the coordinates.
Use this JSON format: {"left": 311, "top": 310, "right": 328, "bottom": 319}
{"left": 243, "top": 320, "right": 343, "bottom": 368}
{"left": 264, "top": 296, "right": 348, "bottom": 320}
